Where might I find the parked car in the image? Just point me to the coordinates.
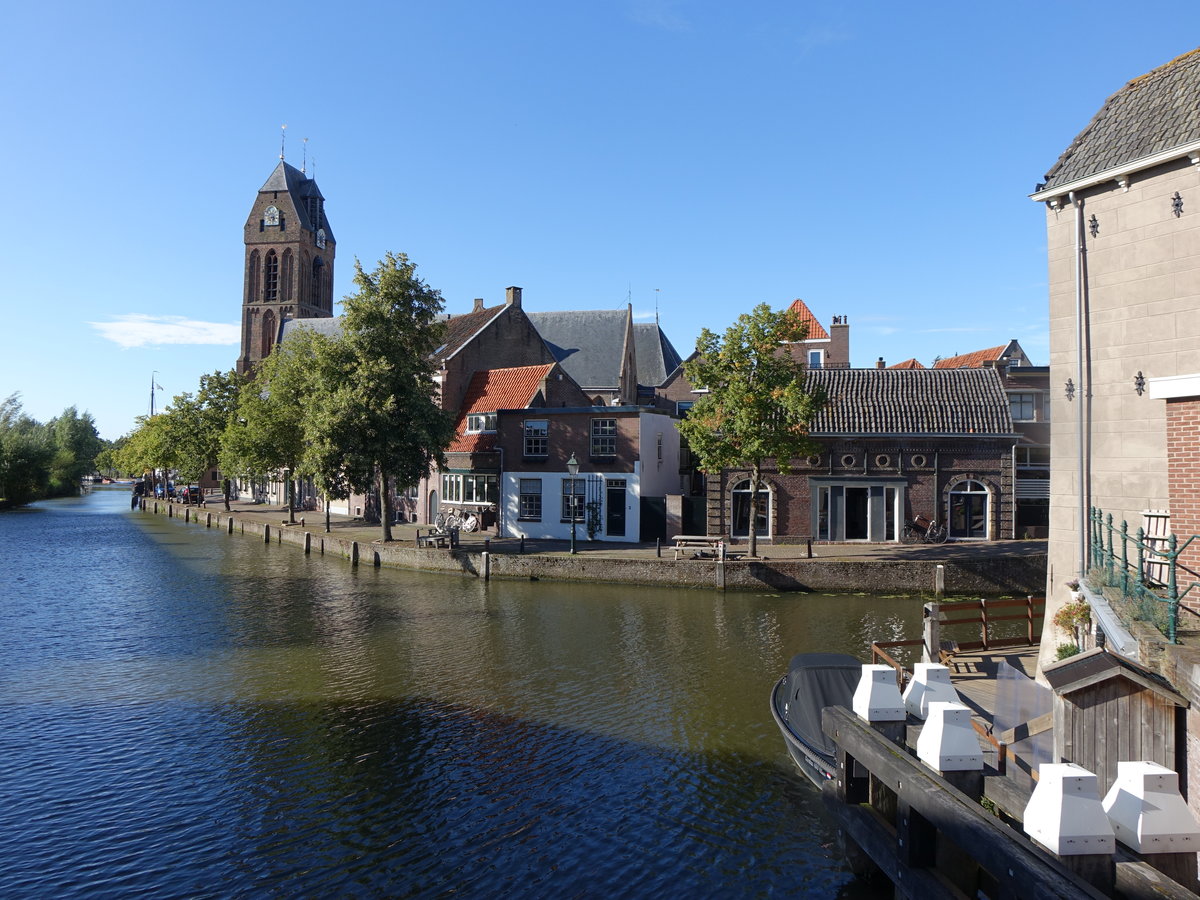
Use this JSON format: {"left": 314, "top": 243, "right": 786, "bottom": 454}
{"left": 181, "top": 486, "right": 203, "bottom": 504}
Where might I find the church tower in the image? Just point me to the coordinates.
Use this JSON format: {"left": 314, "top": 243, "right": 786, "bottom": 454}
{"left": 236, "top": 161, "right": 336, "bottom": 374}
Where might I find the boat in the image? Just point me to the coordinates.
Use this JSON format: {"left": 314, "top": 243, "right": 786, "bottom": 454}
{"left": 770, "top": 652, "right": 863, "bottom": 785}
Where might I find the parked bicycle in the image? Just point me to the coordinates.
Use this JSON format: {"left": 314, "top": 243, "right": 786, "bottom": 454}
{"left": 434, "top": 508, "right": 480, "bottom": 533}
{"left": 900, "top": 514, "right": 948, "bottom": 544}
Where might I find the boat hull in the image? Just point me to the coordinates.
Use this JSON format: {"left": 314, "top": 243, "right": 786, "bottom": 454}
{"left": 770, "top": 676, "right": 838, "bottom": 786}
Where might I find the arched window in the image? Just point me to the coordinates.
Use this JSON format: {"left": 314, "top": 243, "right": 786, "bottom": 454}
{"left": 312, "top": 256, "right": 324, "bottom": 310}
{"left": 261, "top": 309, "right": 276, "bottom": 359}
{"left": 263, "top": 250, "right": 279, "bottom": 302}
{"left": 281, "top": 249, "right": 293, "bottom": 303}
{"left": 948, "top": 480, "right": 989, "bottom": 540}
{"left": 248, "top": 250, "right": 259, "bottom": 303}
{"left": 731, "top": 478, "right": 770, "bottom": 538}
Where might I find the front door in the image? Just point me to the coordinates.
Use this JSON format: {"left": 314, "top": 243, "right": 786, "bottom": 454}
{"left": 845, "top": 487, "right": 869, "bottom": 540}
{"left": 606, "top": 480, "right": 626, "bottom": 537}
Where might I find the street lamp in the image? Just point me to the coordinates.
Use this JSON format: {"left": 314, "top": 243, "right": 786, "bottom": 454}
{"left": 566, "top": 452, "right": 580, "bottom": 555}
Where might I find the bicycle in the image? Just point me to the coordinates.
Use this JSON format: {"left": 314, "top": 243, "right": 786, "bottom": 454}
{"left": 900, "top": 514, "right": 948, "bottom": 544}
{"left": 434, "top": 509, "right": 479, "bottom": 533}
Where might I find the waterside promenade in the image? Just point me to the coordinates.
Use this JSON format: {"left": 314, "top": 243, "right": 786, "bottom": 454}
{"left": 138, "top": 494, "right": 1047, "bottom": 595}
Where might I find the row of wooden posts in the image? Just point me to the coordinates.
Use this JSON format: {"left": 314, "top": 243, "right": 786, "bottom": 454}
{"left": 825, "top": 662, "right": 1200, "bottom": 898}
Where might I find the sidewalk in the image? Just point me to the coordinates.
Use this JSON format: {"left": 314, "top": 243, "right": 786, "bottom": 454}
{"left": 202, "top": 496, "right": 1047, "bottom": 563}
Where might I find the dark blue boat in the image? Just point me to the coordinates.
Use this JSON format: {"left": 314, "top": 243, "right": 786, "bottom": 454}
{"left": 769, "top": 653, "right": 863, "bottom": 785}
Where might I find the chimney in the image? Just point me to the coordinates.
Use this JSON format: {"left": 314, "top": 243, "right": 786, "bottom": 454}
{"left": 876, "top": 357, "right": 885, "bottom": 369}
{"left": 505, "top": 286, "right": 522, "bottom": 309}
{"left": 472, "top": 298, "right": 485, "bottom": 313}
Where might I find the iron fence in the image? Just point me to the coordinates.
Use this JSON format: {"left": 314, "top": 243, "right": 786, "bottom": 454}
{"left": 1088, "top": 507, "right": 1200, "bottom": 643}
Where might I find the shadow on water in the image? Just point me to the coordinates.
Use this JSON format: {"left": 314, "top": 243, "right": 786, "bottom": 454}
{"left": 0, "top": 488, "right": 902, "bottom": 898}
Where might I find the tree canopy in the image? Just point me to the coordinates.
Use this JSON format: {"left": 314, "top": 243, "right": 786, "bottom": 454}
{"left": 312, "top": 252, "right": 455, "bottom": 541}
{"left": 0, "top": 394, "right": 104, "bottom": 507}
{"left": 677, "top": 303, "right": 826, "bottom": 557}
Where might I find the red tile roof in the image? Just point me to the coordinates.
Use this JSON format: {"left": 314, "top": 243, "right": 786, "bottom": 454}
{"left": 888, "top": 358, "right": 925, "bottom": 369}
{"left": 933, "top": 345, "right": 1007, "bottom": 369}
{"left": 449, "top": 364, "right": 555, "bottom": 452}
{"left": 785, "top": 299, "right": 830, "bottom": 340}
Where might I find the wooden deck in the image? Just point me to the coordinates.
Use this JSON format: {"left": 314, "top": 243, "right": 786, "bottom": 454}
{"left": 943, "top": 644, "right": 1039, "bottom": 720}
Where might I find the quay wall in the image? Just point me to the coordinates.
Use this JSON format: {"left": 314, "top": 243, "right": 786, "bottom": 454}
{"left": 147, "top": 503, "right": 1046, "bottom": 596}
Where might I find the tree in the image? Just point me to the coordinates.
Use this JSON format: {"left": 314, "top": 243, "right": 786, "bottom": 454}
{"left": 221, "top": 335, "right": 319, "bottom": 523}
{"left": 0, "top": 394, "right": 52, "bottom": 506}
{"left": 114, "top": 414, "right": 173, "bottom": 494}
{"left": 46, "top": 407, "right": 103, "bottom": 493}
{"left": 313, "top": 252, "right": 454, "bottom": 542}
{"left": 677, "top": 303, "right": 826, "bottom": 558}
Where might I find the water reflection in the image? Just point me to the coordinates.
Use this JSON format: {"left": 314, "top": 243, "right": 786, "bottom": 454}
{"left": 0, "top": 489, "right": 908, "bottom": 898}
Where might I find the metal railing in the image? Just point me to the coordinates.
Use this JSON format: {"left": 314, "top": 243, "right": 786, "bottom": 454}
{"left": 1089, "top": 507, "right": 1200, "bottom": 644}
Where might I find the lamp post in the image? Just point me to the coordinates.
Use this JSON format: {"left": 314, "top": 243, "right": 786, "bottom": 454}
{"left": 567, "top": 452, "right": 579, "bottom": 555}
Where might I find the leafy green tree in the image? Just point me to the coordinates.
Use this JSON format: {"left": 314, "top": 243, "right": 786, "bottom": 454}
{"left": 0, "top": 394, "right": 52, "bottom": 506}
{"left": 46, "top": 407, "right": 103, "bottom": 493}
{"left": 314, "top": 252, "right": 454, "bottom": 542}
{"left": 677, "top": 303, "right": 826, "bottom": 558}
{"left": 114, "top": 414, "right": 173, "bottom": 494}
{"left": 221, "top": 335, "right": 319, "bottom": 523}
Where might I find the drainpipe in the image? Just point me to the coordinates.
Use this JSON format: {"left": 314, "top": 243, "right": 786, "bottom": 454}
{"left": 495, "top": 446, "right": 505, "bottom": 537}
{"left": 1070, "top": 191, "right": 1087, "bottom": 577}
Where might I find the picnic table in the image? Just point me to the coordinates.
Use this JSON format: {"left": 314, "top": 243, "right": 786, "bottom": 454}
{"left": 671, "top": 534, "right": 730, "bottom": 560}
{"left": 416, "top": 528, "right": 450, "bottom": 549}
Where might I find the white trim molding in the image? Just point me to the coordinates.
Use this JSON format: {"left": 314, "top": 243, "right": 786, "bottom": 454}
{"left": 1148, "top": 372, "right": 1200, "bottom": 400}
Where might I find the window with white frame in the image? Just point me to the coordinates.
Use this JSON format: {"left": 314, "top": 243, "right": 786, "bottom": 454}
{"left": 591, "top": 418, "right": 617, "bottom": 456}
{"left": 466, "top": 413, "right": 497, "bottom": 433}
{"left": 808, "top": 349, "right": 824, "bottom": 369}
{"left": 524, "top": 419, "right": 548, "bottom": 456}
{"left": 1009, "top": 393, "right": 1036, "bottom": 422}
{"left": 440, "top": 474, "right": 498, "bottom": 504}
{"left": 519, "top": 479, "right": 542, "bottom": 520}
{"left": 561, "top": 478, "right": 585, "bottom": 521}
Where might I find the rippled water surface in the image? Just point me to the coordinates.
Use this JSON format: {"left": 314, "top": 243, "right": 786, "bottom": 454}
{"left": 0, "top": 489, "right": 920, "bottom": 897}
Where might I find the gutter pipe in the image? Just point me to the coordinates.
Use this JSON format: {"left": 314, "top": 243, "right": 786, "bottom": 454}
{"left": 1070, "top": 191, "right": 1088, "bottom": 577}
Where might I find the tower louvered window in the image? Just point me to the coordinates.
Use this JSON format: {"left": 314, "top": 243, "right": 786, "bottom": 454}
{"left": 281, "top": 250, "right": 293, "bottom": 303}
{"left": 264, "top": 250, "right": 279, "bottom": 302}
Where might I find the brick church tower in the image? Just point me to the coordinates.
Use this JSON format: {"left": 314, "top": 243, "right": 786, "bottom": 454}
{"left": 236, "top": 160, "right": 336, "bottom": 374}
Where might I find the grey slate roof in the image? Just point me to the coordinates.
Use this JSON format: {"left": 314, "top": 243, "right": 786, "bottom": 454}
{"left": 259, "top": 161, "right": 335, "bottom": 241}
{"left": 806, "top": 368, "right": 1014, "bottom": 436}
{"left": 633, "top": 322, "right": 683, "bottom": 387}
{"left": 528, "top": 309, "right": 629, "bottom": 389}
{"left": 1041, "top": 49, "right": 1200, "bottom": 190}
{"left": 279, "top": 316, "right": 343, "bottom": 342}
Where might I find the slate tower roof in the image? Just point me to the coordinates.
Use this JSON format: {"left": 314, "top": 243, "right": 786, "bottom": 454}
{"left": 258, "top": 161, "right": 335, "bottom": 241}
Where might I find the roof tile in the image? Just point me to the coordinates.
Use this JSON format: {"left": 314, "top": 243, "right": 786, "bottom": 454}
{"left": 449, "top": 364, "right": 555, "bottom": 452}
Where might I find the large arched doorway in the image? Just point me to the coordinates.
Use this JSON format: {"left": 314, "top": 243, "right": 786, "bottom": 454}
{"left": 730, "top": 478, "right": 770, "bottom": 539}
{"left": 428, "top": 490, "right": 439, "bottom": 525}
{"left": 948, "top": 480, "right": 989, "bottom": 540}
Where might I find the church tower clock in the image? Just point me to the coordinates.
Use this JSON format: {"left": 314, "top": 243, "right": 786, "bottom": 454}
{"left": 236, "top": 161, "right": 336, "bottom": 374}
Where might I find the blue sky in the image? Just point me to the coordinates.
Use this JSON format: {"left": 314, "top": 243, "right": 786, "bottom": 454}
{"left": 2, "top": 2, "right": 1197, "bottom": 440}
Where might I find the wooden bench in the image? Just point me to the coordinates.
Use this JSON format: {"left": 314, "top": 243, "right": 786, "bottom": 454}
{"left": 671, "top": 534, "right": 729, "bottom": 560}
{"left": 416, "top": 529, "right": 449, "bottom": 549}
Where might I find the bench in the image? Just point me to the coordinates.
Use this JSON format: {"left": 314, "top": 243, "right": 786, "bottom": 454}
{"left": 416, "top": 529, "right": 449, "bottom": 549}
{"left": 671, "top": 534, "right": 729, "bottom": 560}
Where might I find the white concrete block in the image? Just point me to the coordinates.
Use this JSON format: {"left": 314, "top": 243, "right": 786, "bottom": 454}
{"left": 852, "top": 665, "right": 906, "bottom": 722}
{"left": 902, "top": 662, "right": 959, "bottom": 719}
{"left": 1103, "top": 760, "right": 1200, "bottom": 854}
{"left": 1025, "top": 763, "right": 1116, "bottom": 856}
{"left": 916, "top": 701, "right": 983, "bottom": 772}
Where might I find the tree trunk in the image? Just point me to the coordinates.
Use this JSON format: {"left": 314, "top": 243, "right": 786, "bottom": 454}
{"left": 380, "top": 470, "right": 393, "bottom": 542}
{"left": 748, "top": 465, "right": 761, "bottom": 559}
{"left": 222, "top": 478, "right": 231, "bottom": 512}
{"left": 287, "top": 474, "right": 296, "bottom": 524}
{"left": 324, "top": 495, "right": 331, "bottom": 533}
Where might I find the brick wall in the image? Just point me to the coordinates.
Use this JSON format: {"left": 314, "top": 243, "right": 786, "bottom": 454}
{"left": 1167, "top": 397, "right": 1200, "bottom": 576}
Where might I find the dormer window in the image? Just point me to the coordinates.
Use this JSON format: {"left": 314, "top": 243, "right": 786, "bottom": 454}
{"left": 807, "top": 349, "right": 824, "bottom": 369}
{"left": 264, "top": 205, "right": 280, "bottom": 227}
{"left": 466, "top": 413, "right": 497, "bottom": 433}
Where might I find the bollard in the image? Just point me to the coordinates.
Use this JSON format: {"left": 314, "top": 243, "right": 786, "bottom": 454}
{"left": 903, "top": 662, "right": 959, "bottom": 719}
{"left": 263, "top": 524, "right": 270, "bottom": 543}
{"left": 922, "top": 602, "right": 941, "bottom": 663}
{"left": 351, "top": 541, "right": 359, "bottom": 565}
{"left": 935, "top": 563, "right": 945, "bottom": 598}
{"left": 520, "top": 536, "right": 525, "bottom": 554}
{"left": 227, "top": 516, "right": 234, "bottom": 534}
{"left": 304, "top": 532, "right": 311, "bottom": 554}
{"left": 300, "top": 517, "right": 305, "bottom": 528}
{"left": 1024, "top": 763, "right": 1116, "bottom": 890}
{"left": 205, "top": 512, "right": 212, "bottom": 528}
{"left": 1103, "top": 760, "right": 1200, "bottom": 892}
{"left": 484, "top": 539, "right": 490, "bottom": 553}
{"left": 656, "top": 538, "right": 661, "bottom": 558}
{"left": 483, "top": 551, "right": 490, "bottom": 581}
{"left": 916, "top": 701, "right": 984, "bottom": 800}
{"left": 806, "top": 539, "right": 812, "bottom": 559}
{"left": 852, "top": 665, "right": 906, "bottom": 745}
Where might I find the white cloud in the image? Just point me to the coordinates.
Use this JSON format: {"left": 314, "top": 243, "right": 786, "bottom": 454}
{"left": 89, "top": 315, "right": 240, "bottom": 349}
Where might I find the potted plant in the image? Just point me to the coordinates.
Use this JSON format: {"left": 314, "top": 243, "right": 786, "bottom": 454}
{"left": 1054, "top": 596, "right": 1092, "bottom": 652}
{"left": 1065, "top": 578, "right": 1082, "bottom": 602}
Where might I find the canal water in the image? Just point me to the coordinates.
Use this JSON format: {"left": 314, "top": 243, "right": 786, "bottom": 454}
{"left": 0, "top": 488, "right": 924, "bottom": 898}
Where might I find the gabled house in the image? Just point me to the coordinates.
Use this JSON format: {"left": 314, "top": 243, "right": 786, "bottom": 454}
{"left": 933, "top": 340, "right": 1032, "bottom": 370}
{"left": 1031, "top": 47, "right": 1200, "bottom": 692}
{"left": 437, "top": 363, "right": 589, "bottom": 531}
{"left": 708, "top": 367, "right": 1018, "bottom": 543}
{"left": 527, "top": 307, "right": 638, "bottom": 406}
{"left": 496, "top": 405, "right": 681, "bottom": 543}
{"left": 783, "top": 299, "right": 851, "bottom": 369}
